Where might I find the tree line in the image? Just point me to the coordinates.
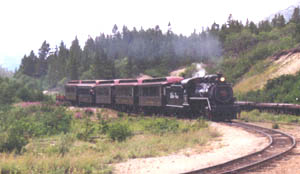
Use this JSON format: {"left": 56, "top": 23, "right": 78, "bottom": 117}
{"left": 16, "top": 7, "right": 300, "bottom": 89}
{"left": 17, "top": 24, "right": 221, "bottom": 88}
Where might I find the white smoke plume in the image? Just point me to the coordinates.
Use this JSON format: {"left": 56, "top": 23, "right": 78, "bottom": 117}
{"left": 192, "top": 63, "right": 206, "bottom": 77}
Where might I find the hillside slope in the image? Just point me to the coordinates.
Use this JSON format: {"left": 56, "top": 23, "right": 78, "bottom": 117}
{"left": 234, "top": 47, "right": 300, "bottom": 93}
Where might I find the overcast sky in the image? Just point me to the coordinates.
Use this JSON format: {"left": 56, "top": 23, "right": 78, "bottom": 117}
{"left": 0, "top": 0, "right": 299, "bottom": 70}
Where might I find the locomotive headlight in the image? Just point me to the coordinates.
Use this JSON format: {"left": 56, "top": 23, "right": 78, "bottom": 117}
{"left": 220, "top": 77, "right": 225, "bottom": 82}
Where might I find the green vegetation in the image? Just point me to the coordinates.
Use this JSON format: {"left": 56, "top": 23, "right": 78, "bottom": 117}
{"left": 219, "top": 21, "right": 299, "bottom": 84}
{"left": 237, "top": 72, "right": 300, "bottom": 103}
{"left": 239, "top": 110, "right": 300, "bottom": 124}
{"left": 0, "top": 106, "right": 219, "bottom": 173}
{"left": 5, "top": 6, "right": 300, "bottom": 174}
{"left": 107, "top": 122, "right": 133, "bottom": 142}
{"left": 0, "top": 105, "right": 72, "bottom": 153}
{"left": 0, "top": 76, "right": 49, "bottom": 105}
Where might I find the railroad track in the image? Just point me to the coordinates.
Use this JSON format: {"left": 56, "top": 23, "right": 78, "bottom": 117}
{"left": 182, "top": 121, "right": 296, "bottom": 174}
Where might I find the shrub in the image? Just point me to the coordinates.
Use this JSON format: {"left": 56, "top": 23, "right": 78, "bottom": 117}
{"left": 76, "top": 113, "right": 97, "bottom": 142}
{"left": 38, "top": 106, "right": 72, "bottom": 135}
{"left": 0, "top": 128, "right": 28, "bottom": 153}
{"left": 98, "top": 119, "right": 109, "bottom": 135}
{"left": 143, "top": 118, "right": 179, "bottom": 135}
{"left": 0, "top": 105, "right": 72, "bottom": 153}
{"left": 58, "top": 133, "right": 75, "bottom": 157}
{"left": 0, "top": 76, "right": 47, "bottom": 105}
{"left": 117, "top": 112, "right": 124, "bottom": 118}
{"left": 107, "top": 122, "right": 132, "bottom": 142}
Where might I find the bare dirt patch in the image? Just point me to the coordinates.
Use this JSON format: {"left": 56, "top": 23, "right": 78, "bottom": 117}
{"left": 272, "top": 52, "right": 300, "bottom": 78}
{"left": 114, "top": 122, "right": 269, "bottom": 174}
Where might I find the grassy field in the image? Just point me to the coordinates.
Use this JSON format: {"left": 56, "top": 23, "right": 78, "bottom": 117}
{"left": 0, "top": 105, "right": 220, "bottom": 174}
{"left": 239, "top": 109, "right": 300, "bottom": 126}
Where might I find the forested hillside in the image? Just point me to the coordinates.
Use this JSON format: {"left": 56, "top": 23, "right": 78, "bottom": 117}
{"left": 16, "top": 24, "right": 221, "bottom": 89}
{"left": 16, "top": 7, "right": 300, "bottom": 104}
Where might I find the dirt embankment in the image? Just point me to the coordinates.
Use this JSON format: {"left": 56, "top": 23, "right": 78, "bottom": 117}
{"left": 272, "top": 50, "right": 300, "bottom": 78}
{"left": 234, "top": 47, "right": 300, "bottom": 93}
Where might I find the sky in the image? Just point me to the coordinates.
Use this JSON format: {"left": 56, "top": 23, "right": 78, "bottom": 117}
{"left": 0, "top": 0, "right": 299, "bottom": 71}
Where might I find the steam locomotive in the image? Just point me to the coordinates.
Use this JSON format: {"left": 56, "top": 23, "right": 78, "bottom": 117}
{"left": 62, "top": 74, "right": 238, "bottom": 121}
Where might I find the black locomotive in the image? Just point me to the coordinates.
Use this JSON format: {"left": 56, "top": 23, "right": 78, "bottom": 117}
{"left": 180, "top": 74, "right": 238, "bottom": 120}
{"left": 61, "top": 74, "right": 238, "bottom": 121}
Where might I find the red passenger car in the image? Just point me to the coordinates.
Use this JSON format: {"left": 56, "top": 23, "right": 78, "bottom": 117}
{"left": 77, "top": 80, "right": 99, "bottom": 106}
{"left": 65, "top": 80, "right": 81, "bottom": 105}
{"left": 95, "top": 80, "right": 115, "bottom": 106}
{"left": 138, "top": 77, "right": 183, "bottom": 107}
{"left": 114, "top": 79, "right": 139, "bottom": 107}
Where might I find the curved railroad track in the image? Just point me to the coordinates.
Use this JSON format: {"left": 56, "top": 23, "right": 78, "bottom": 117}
{"left": 182, "top": 121, "right": 296, "bottom": 174}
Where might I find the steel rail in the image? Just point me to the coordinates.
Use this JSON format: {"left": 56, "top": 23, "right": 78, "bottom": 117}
{"left": 181, "top": 121, "right": 296, "bottom": 174}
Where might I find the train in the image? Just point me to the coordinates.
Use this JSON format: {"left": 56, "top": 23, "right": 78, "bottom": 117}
{"left": 59, "top": 74, "right": 239, "bottom": 121}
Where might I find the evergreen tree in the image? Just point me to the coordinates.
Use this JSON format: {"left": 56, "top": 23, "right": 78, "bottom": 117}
{"left": 47, "top": 50, "right": 59, "bottom": 87}
{"left": 272, "top": 14, "right": 285, "bottom": 28}
{"left": 249, "top": 21, "right": 258, "bottom": 34}
{"left": 258, "top": 20, "right": 272, "bottom": 32}
{"left": 20, "top": 51, "right": 38, "bottom": 77}
{"left": 68, "top": 37, "right": 81, "bottom": 80}
{"left": 290, "top": 7, "right": 300, "bottom": 24}
{"left": 37, "top": 41, "right": 50, "bottom": 77}
{"left": 226, "top": 14, "right": 243, "bottom": 33}
{"left": 210, "top": 22, "right": 220, "bottom": 36}
{"left": 82, "top": 37, "right": 96, "bottom": 74}
{"left": 92, "top": 44, "right": 114, "bottom": 79}
{"left": 57, "top": 41, "right": 69, "bottom": 79}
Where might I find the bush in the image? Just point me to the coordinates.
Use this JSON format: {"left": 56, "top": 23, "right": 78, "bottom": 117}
{"left": 0, "top": 105, "right": 72, "bottom": 153}
{"left": 76, "top": 113, "right": 97, "bottom": 141}
{"left": 107, "top": 122, "right": 132, "bottom": 142}
{"left": 98, "top": 119, "right": 109, "bottom": 135}
{"left": 143, "top": 118, "right": 179, "bottom": 135}
{"left": 117, "top": 112, "right": 124, "bottom": 118}
{"left": 0, "top": 125, "right": 28, "bottom": 153}
{"left": 58, "top": 133, "right": 75, "bottom": 157}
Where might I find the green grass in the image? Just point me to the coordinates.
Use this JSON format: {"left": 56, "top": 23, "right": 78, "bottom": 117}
{"left": 0, "top": 106, "right": 220, "bottom": 174}
{"left": 239, "top": 110, "right": 300, "bottom": 124}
